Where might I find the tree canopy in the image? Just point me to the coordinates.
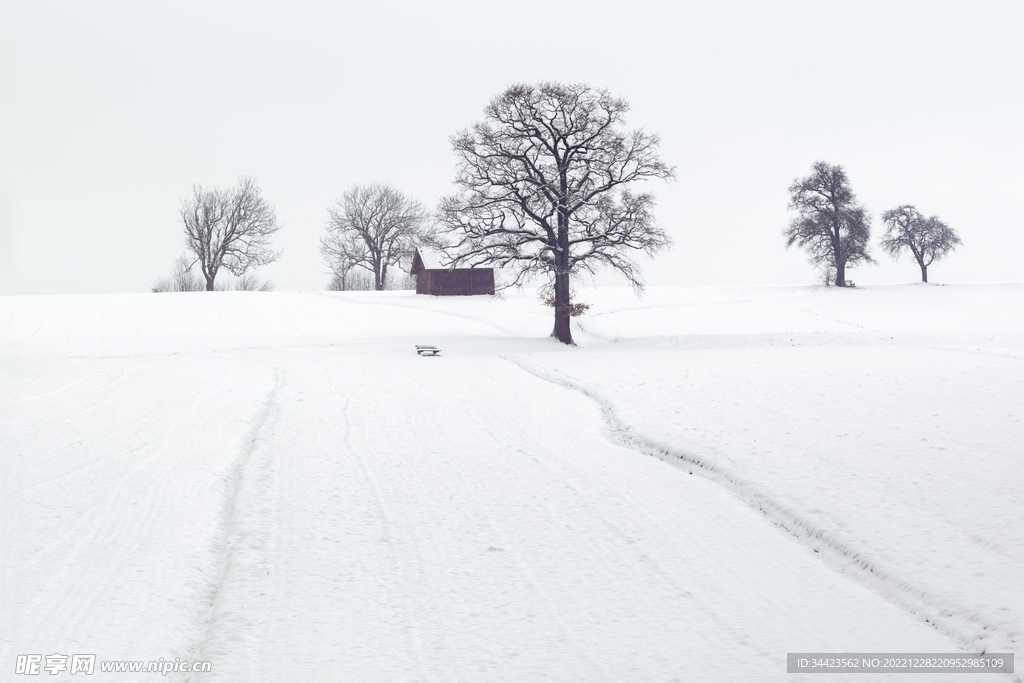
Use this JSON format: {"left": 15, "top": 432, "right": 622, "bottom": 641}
{"left": 181, "top": 176, "right": 281, "bottom": 291}
{"left": 435, "top": 82, "right": 674, "bottom": 344}
{"left": 880, "top": 205, "right": 961, "bottom": 283}
{"left": 785, "top": 161, "right": 873, "bottom": 287}
{"left": 321, "top": 183, "right": 427, "bottom": 291}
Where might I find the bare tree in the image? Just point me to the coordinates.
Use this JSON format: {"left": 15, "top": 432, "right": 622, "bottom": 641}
{"left": 320, "top": 223, "right": 365, "bottom": 291}
{"left": 785, "top": 161, "right": 874, "bottom": 287}
{"left": 327, "top": 270, "right": 409, "bottom": 291}
{"left": 151, "top": 253, "right": 204, "bottom": 292}
{"left": 326, "top": 269, "right": 414, "bottom": 292}
{"left": 435, "top": 82, "right": 674, "bottom": 345}
{"left": 234, "top": 273, "right": 275, "bottom": 291}
{"left": 385, "top": 271, "right": 416, "bottom": 291}
{"left": 181, "top": 176, "right": 282, "bottom": 291}
{"left": 327, "top": 271, "right": 367, "bottom": 291}
{"left": 880, "top": 205, "right": 961, "bottom": 283}
{"left": 150, "top": 278, "right": 172, "bottom": 293}
{"left": 818, "top": 262, "right": 837, "bottom": 287}
{"left": 320, "top": 183, "right": 426, "bottom": 291}
{"left": 170, "top": 253, "right": 204, "bottom": 292}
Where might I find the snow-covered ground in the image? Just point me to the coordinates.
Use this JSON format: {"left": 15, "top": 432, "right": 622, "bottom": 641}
{"left": 2, "top": 284, "right": 1021, "bottom": 682}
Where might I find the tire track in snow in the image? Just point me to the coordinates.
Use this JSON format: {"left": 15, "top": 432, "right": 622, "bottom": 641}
{"left": 507, "top": 356, "right": 1022, "bottom": 664}
{"left": 443, "top": 378, "right": 620, "bottom": 680}
{"left": 348, "top": 408, "right": 437, "bottom": 683}
{"left": 179, "top": 368, "right": 285, "bottom": 682}
{"left": 13, "top": 370, "right": 250, "bottom": 649}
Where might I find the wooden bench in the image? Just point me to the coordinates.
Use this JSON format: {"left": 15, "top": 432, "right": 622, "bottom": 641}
{"left": 416, "top": 345, "right": 441, "bottom": 356}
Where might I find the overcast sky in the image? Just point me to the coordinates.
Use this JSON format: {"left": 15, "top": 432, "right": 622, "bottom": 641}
{"left": 2, "top": 0, "right": 1021, "bottom": 294}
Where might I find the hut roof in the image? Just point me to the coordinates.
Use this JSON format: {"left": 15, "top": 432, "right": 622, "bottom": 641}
{"left": 411, "top": 247, "right": 444, "bottom": 274}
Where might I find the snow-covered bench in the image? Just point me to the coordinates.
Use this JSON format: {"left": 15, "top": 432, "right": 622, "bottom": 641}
{"left": 416, "top": 345, "right": 441, "bottom": 356}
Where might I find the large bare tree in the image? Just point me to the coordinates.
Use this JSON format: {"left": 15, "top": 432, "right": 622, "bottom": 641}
{"left": 785, "top": 161, "right": 874, "bottom": 287}
{"left": 435, "top": 82, "right": 674, "bottom": 344}
{"left": 880, "top": 205, "right": 961, "bottom": 283}
{"left": 181, "top": 176, "right": 281, "bottom": 291}
{"left": 320, "top": 183, "right": 427, "bottom": 291}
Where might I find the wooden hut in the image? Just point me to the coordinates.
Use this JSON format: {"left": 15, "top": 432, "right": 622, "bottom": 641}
{"left": 410, "top": 248, "right": 495, "bottom": 296}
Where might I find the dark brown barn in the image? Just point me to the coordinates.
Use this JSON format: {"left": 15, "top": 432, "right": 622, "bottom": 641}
{"left": 410, "top": 248, "right": 495, "bottom": 296}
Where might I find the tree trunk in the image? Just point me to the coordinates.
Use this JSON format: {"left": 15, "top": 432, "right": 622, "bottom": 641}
{"left": 551, "top": 202, "right": 574, "bottom": 344}
{"left": 834, "top": 261, "right": 846, "bottom": 287}
{"left": 205, "top": 276, "right": 215, "bottom": 291}
{"left": 919, "top": 262, "right": 928, "bottom": 283}
{"left": 831, "top": 215, "right": 844, "bottom": 287}
{"left": 552, "top": 270, "right": 573, "bottom": 344}
{"left": 552, "top": 185, "right": 574, "bottom": 345}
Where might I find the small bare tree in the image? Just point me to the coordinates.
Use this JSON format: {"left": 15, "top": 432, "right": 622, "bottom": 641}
{"left": 234, "top": 273, "right": 275, "bottom": 291}
{"left": 819, "top": 262, "right": 837, "bottom": 287}
{"left": 151, "top": 253, "right": 204, "bottom": 292}
{"left": 326, "top": 270, "right": 413, "bottom": 291}
{"left": 181, "top": 176, "right": 282, "bottom": 291}
{"left": 880, "top": 205, "right": 961, "bottom": 283}
{"left": 320, "top": 224, "right": 365, "bottom": 291}
{"left": 385, "top": 271, "right": 416, "bottom": 291}
{"left": 785, "top": 161, "right": 874, "bottom": 286}
{"left": 435, "top": 82, "right": 674, "bottom": 345}
{"left": 320, "top": 183, "right": 427, "bottom": 291}
{"left": 327, "top": 273, "right": 356, "bottom": 291}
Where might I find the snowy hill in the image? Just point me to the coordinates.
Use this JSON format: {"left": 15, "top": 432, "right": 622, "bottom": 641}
{"left": 3, "top": 284, "right": 1021, "bottom": 682}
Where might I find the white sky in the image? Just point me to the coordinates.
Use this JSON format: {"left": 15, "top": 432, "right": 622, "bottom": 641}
{"left": 2, "top": 0, "right": 1022, "bottom": 294}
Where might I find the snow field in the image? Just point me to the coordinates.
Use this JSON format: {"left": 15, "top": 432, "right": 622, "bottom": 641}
{"left": 2, "top": 285, "right": 1020, "bottom": 682}
{"left": 548, "top": 284, "right": 1024, "bottom": 657}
